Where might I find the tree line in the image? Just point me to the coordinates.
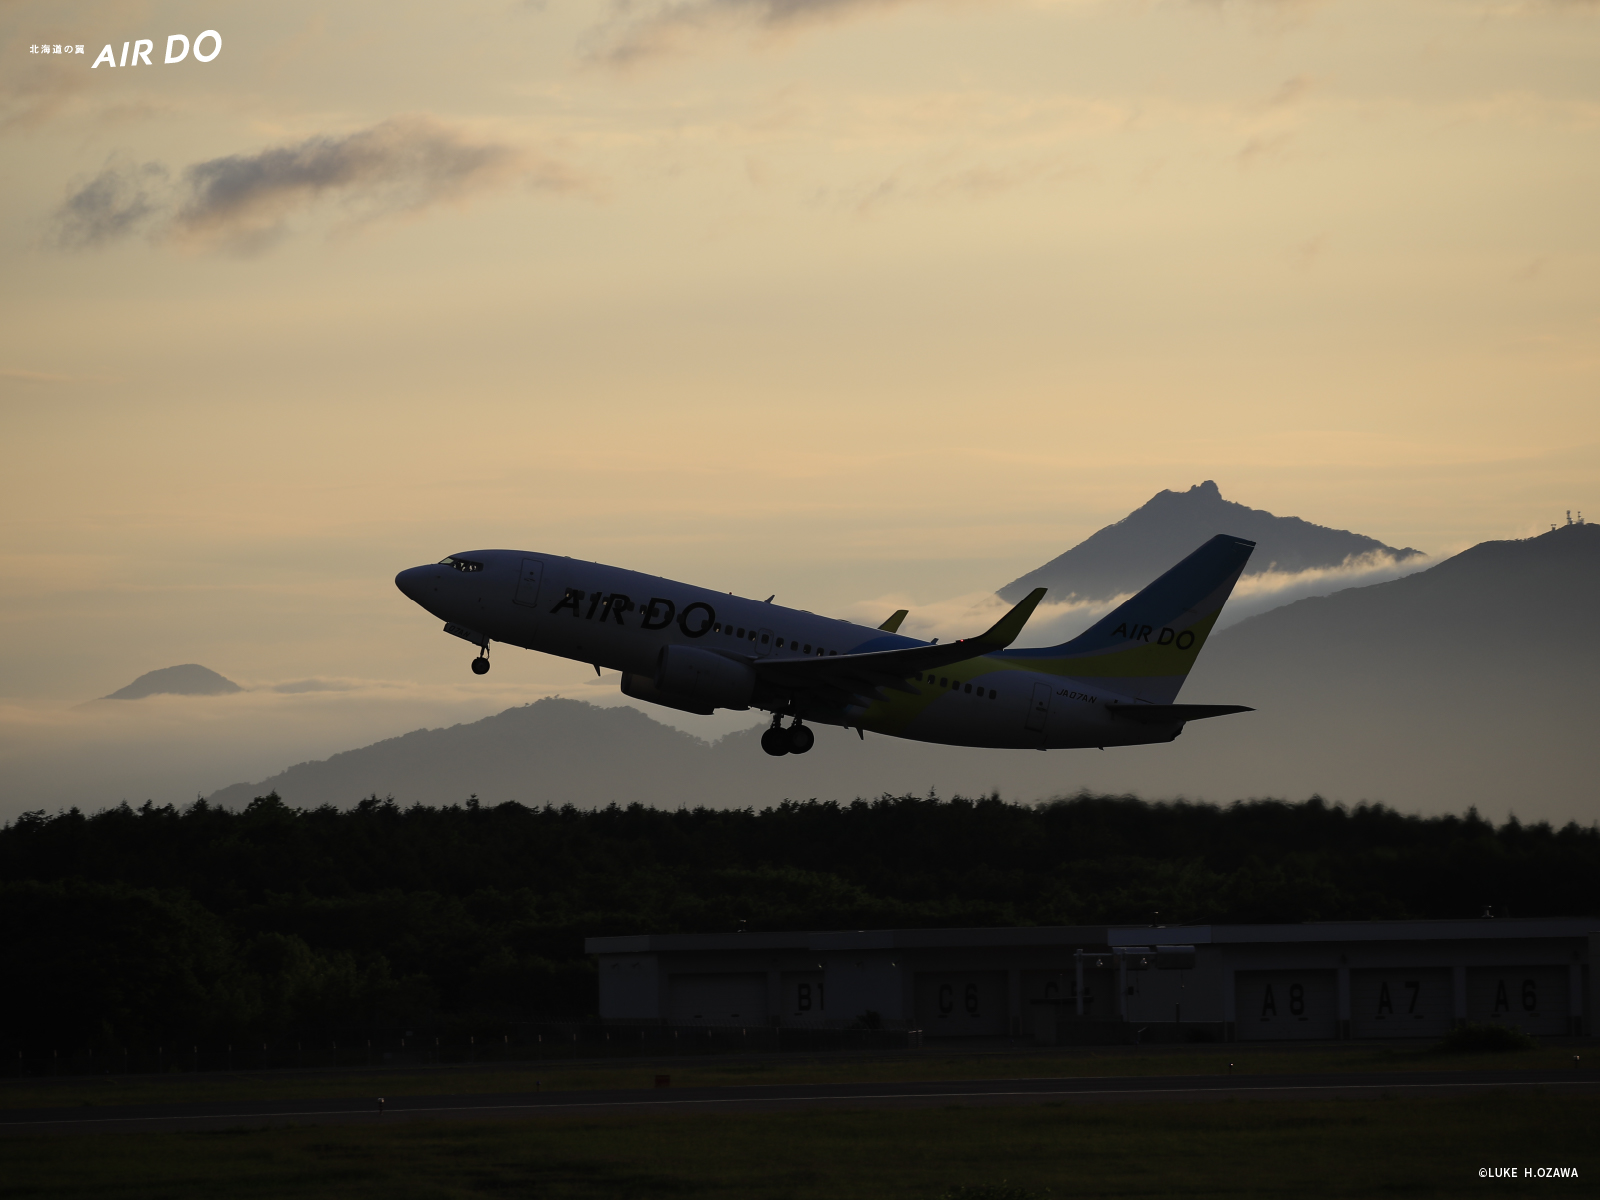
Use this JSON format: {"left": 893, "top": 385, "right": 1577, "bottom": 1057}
{"left": 1, "top": 791, "right": 1594, "bottom": 1053}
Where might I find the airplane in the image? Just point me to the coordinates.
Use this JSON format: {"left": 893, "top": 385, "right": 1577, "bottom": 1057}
{"left": 394, "top": 535, "right": 1256, "bottom": 756}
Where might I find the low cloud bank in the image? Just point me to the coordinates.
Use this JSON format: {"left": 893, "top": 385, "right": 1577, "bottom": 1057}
{"left": 843, "top": 550, "right": 1434, "bottom": 648}
{"left": 53, "top": 117, "right": 575, "bottom": 254}
{"left": 1215, "top": 550, "right": 1432, "bottom": 629}
{"left": 0, "top": 672, "right": 756, "bottom": 820}
{"left": 0, "top": 682, "right": 544, "bottom": 818}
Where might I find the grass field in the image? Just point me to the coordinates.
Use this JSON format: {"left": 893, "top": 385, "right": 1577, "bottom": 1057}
{"left": 2, "top": 1090, "right": 1592, "bottom": 1199}
{"left": 0, "top": 1040, "right": 1585, "bottom": 1111}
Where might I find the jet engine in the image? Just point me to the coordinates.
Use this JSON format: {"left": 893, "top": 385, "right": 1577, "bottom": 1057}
{"left": 619, "top": 672, "right": 713, "bottom": 716}
{"left": 623, "top": 645, "right": 756, "bottom": 714}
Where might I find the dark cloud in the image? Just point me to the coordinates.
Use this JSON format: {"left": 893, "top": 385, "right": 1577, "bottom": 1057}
{"left": 590, "top": 0, "right": 907, "bottom": 65}
{"left": 587, "top": 0, "right": 1326, "bottom": 58}
{"left": 52, "top": 160, "right": 168, "bottom": 248}
{"left": 51, "top": 117, "right": 572, "bottom": 255}
{"left": 731, "top": 0, "right": 901, "bottom": 21}
{"left": 172, "top": 116, "right": 532, "bottom": 252}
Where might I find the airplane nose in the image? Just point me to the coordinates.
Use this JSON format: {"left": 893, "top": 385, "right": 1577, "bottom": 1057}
{"left": 395, "top": 566, "right": 429, "bottom": 603}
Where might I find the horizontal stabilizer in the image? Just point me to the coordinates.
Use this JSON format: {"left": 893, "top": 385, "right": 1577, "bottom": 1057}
{"left": 1105, "top": 703, "right": 1253, "bottom": 724}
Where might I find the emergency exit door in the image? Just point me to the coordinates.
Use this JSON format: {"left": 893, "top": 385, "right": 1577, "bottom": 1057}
{"left": 514, "top": 558, "right": 544, "bottom": 608}
{"left": 1025, "top": 682, "right": 1051, "bottom": 732}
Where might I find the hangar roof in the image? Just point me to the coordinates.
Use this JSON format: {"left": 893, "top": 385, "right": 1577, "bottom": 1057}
{"left": 1112, "top": 917, "right": 1600, "bottom": 946}
{"left": 586, "top": 926, "right": 1111, "bottom": 955}
{"left": 587, "top": 917, "right": 1598, "bottom": 957}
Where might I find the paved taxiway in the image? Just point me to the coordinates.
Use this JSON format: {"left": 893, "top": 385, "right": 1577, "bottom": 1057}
{"left": 4, "top": 1070, "right": 1596, "bottom": 1135}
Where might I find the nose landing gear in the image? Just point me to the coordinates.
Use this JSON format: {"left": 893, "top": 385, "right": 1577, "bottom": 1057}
{"left": 760, "top": 716, "right": 814, "bottom": 756}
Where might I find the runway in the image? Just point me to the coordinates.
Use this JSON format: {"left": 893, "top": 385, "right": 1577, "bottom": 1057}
{"left": 4, "top": 1069, "right": 1595, "bottom": 1135}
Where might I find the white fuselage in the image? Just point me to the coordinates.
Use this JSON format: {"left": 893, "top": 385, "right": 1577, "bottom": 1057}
{"left": 395, "top": 549, "right": 1179, "bottom": 751}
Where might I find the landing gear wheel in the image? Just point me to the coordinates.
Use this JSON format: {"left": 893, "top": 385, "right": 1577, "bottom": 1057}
{"left": 760, "top": 726, "right": 790, "bottom": 756}
{"left": 471, "top": 656, "right": 491, "bottom": 676}
{"left": 786, "top": 723, "right": 815, "bottom": 754}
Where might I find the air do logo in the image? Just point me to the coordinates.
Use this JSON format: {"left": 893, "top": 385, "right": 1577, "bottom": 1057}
{"left": 91, "top": 32, "right": 221, "bottom": 68}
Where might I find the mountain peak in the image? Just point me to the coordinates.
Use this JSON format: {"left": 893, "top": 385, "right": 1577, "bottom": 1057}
{"left": 999, "top": 483, "right": 1425, "bottom": 603}
{"left": 104, "top": 664, "right": 243, "bottom": 700}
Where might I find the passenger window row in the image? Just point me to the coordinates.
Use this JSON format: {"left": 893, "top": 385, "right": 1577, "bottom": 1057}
{"left": 701, "top": 623, "right": 998, "bottom": 694}
{"left": 915, "top": 671, "right": 998, "bottom": 700}
{"left": 698, "top": 621, "right": 996, "bottom": 698}
{"left": 711, "top": 623, "right": 838, "bottom": 656}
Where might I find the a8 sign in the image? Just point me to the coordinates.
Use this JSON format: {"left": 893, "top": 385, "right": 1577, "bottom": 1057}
{"left": 1236, "top": 971, "right": 1337, "bottom": 1041}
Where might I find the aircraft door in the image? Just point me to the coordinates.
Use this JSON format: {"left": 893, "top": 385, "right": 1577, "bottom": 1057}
{"left": 755, "top": 627, "right": 775, "bottom": 658}
{"left": 514, "top": 558, "right": 544, "bottom": 608}
{"left": 1025, "top": 682, "right": 1051, "bottom": 732}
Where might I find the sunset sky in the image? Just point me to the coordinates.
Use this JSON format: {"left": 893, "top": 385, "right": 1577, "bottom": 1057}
{"left": 2, "top": 0, "right": 1596, "bottom": 812}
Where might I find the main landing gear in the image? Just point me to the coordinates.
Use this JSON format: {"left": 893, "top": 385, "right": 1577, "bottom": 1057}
{"left": 761, "top": 716, "right": 814, "bottom": 757}
{"left": 470, "top": 644, "right": 490, "bottom": 675}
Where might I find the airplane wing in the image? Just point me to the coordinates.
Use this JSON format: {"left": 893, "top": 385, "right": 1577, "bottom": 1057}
{"left": 754, "top": 588, "right": 1048, "bottom": 709}
{"left": 1106, "top": 703, "right": 1253, "bottom": 723}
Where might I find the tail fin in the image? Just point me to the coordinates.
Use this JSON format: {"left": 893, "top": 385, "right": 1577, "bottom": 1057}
{"left": 1002, "top": 534, "right": 1254, "bottom": 703}
{"left": 878, "top": 609, "right": 909, "bottom": 633}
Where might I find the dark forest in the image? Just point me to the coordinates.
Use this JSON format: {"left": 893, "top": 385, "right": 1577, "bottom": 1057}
{"left": 2, "top": 792, "right": 1595, "bottom": 1055}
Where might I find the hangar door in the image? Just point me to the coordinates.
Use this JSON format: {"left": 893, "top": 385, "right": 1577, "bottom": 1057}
{"left": 1235, "top": 971, "right": 1337, "bottom": 1041}
{"left": 1023, "top": 968, "right": 1115, "bottom": 1041}
{"left": 915, "top": 972, "right": 1008, "bottom": 1036}
{"left": 668, "top": 974, "right": 768, "bottom": 1025}
{"left": 1351, "top": 968, "right": 1452, "bottom": 1039}
{"left": 781, "top": 972, "right": 826, "bottom": 1023}
{"left": 1467, "top": 967, "right": 1570, "bottom": 1037}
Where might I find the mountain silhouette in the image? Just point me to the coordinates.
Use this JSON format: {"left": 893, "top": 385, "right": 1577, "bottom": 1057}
{"left": 104, "top": 664, "right": 243, "bottom": 700}
{"left": 1110, "top": 520, "right": 1599, "bottom": 813}
{"left": 207, "top": 700, "right": 725, "bottom": 811}
{"left": 204, "top": 524, "right": 1595, "bottom": 820}
{"left": 204, "top": 697, "right": 1064, "bottom": 811}
{"left": 998, "top": 481, "right": 1424, "bottom": 603}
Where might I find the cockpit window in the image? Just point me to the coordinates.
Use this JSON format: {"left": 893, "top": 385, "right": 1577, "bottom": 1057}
{"left": 438, "top": 557, "right": 484, "bottom": 573}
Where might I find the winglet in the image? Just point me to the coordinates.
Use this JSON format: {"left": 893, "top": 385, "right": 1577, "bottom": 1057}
{"left": 969, "top": 587, "right": 1047, "bottom": 650}
{"left": 878, "top": 609, "right": 909, "bottom": 633}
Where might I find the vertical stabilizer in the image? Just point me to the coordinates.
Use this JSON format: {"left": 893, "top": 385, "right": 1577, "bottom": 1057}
{"left": 1002, "top": 534, "right": 1255, "bottom": 703}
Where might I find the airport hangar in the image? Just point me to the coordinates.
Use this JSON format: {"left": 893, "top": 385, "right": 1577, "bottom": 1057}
{"left": 587, "top": 919, "right": 1596, "bottom": 1043}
